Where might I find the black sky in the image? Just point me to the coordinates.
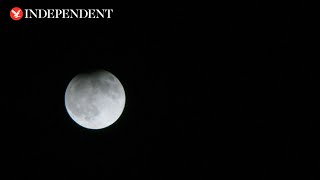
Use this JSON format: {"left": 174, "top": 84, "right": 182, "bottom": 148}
{"left": 1, "top": 1, "right": 318, "bottom": 180}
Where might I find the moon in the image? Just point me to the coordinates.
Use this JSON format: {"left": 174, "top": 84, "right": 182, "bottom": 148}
{"left": 64, "top": 70, "right": 126, "bottom": 129}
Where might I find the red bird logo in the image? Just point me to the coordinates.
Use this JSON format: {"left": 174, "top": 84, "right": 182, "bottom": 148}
{"left": 10, "top": 7, "right": 23, "bottom": 20}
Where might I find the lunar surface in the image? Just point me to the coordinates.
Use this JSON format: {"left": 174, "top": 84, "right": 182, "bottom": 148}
{"left": 65, "top": 70, "right": 126, "bottom": 129}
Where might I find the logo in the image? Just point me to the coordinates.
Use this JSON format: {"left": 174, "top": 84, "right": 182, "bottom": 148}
{"left": 10, "top": 7, "right": 23, "bottom": 20}
{"left": 9, "top": 7, "right": 113, "bottom": 20}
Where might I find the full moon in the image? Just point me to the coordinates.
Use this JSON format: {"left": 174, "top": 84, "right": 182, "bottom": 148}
{"left": 64, "top": 70, "right": 126, "bottom": 129}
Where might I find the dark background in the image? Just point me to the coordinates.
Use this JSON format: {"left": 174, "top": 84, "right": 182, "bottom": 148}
{"left": 1, "top": 1, "right": 318, "bottom": 179}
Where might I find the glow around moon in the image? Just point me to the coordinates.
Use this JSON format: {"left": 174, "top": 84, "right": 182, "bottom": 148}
{"left": 64, "top": 70, "right": 126, "bottom": 129}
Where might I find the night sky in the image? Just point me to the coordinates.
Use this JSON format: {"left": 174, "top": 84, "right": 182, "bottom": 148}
{"left": 1, "top": 1, "right": 318, "bottom": 179}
